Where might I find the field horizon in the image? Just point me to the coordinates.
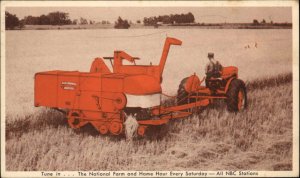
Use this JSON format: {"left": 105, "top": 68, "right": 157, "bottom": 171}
{"left": 5, "top": 73, "right": 293, "bottom": 171}
{"left": 6, "top": 22, "right": 293, "bottom": 31}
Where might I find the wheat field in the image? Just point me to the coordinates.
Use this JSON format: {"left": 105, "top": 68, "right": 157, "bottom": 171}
{"left": 5, "top": 28, "right": 293, "bottom": 171}
{"left": 5, "top": 73, "right": 293, "bottom": 171}
{"left": 5, "top": 29, "right": 292, "bottom": 118}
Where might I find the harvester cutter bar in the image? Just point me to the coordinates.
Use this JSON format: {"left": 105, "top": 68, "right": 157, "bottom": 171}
{"left": 161, "top": 99, "right": 210, "bottom": 112}
{"left": 163, "top": 111, "right": 191, "bottom": 120}
{"left": 138, "top": 118, "right": 169, "bottom": 125}
{"left": 137, "top": 111, "right": 191, "bottom": 126}
{"left": 190, "top": 96, "right": 227, "bottom": 99}
{"left": 138, "top": 99, "right": 209, "bottom": 126}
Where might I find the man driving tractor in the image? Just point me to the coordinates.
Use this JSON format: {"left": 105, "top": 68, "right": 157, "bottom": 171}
{"left": 205, "top": 52, "right": 223, "bottom": 88}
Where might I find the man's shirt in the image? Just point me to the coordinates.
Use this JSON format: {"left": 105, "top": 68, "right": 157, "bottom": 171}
{"left": 205, "top": 58, "right": 222, "bottom": 77}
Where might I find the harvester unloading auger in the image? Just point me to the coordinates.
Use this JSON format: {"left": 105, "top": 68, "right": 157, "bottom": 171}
{"left": 34, "top": 37, "right": 247, "bottom": 137}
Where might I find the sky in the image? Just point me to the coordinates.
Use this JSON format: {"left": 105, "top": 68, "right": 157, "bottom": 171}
{"left": 6, "top": 7, "right": 292, "bottom": 23}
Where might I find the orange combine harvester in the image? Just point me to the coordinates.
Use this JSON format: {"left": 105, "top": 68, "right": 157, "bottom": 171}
{"left": 34, "top": 37, "right": 247, "bottom": 136}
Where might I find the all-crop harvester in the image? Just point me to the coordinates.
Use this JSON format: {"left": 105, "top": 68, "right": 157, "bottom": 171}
{"left": 34, "top": 37, "right": 247, "bottom": 136}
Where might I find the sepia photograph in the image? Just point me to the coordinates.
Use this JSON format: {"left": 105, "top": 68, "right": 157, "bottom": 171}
{"left": 1, "top": 1, "right": 299, "bottom": 177}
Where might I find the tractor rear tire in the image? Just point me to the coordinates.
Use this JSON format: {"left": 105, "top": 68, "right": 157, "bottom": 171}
{"left": 177, "top": 77, "right": 189, "bottom": 105}
{"left": 226, "top": 79, "right": 247, "bottom": 112}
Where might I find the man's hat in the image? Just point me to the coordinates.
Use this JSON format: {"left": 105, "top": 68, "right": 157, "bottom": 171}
{"left": 208, "top": 52, "right": 214, "bottom": 58}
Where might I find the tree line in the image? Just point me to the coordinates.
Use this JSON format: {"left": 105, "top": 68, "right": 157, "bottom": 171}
{"left": 143, "top": 12, "right": 195, "bottom": 26}
{"left": 23, "top": 11, "right": 72, "bottom": 25}
{"left": 5, "top": 11, "right": 117, "bottom": 30}
{"left": 5, "top": 11, "right": 132, "bottom": 30}
{"left": 5, "top": 11, "right": 73, "bottom": 29}
{"left": 5, "top": 12, "right": 24, "bottom": 30}
{"left": 114, "top": 16, "right": 130, "bottom": 29}
{"left": 252, "top": 19, "right": 292, "bottom": 27}
{"left": 6, "top": 10, "right": 291, "bottom": 30}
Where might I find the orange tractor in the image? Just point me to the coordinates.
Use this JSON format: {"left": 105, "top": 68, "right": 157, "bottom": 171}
{"left": 34, "top": 37, "right": 247, "bottom": 136}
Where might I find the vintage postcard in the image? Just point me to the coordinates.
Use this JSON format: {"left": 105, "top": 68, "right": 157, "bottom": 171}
{"left": 1, "top": 1, "right": 299, "bottom": 177}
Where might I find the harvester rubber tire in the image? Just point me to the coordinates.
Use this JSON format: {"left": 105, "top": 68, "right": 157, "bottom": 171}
{"left": 177, "top": 77, "right": 189, "bottom": 105}
{"left": 226, "top": 79, "right": 247, "bottom": 112}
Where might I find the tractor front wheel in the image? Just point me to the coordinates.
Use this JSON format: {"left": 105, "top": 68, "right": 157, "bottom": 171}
{"left": 226, "top": 79, "right": 247, "bottom": 112}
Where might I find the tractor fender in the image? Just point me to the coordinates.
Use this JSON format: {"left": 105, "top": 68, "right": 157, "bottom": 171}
{"left": 224, "top": 77, "right": 237, "bottom": 94}
{"left": 184, "top": 74, "right": 200, "bottom": 93}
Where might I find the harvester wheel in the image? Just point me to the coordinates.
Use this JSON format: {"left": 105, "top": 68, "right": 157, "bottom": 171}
{"left": 137, "top": 125, "right": 147, "bottom": 137}
{"left": 226, "top": 79, "right": 247, "bottom": 112}
{"left": 67, "top": 111, "right": 88, "bottom": 129}
{"left": 177, "top": 77, "right": 189, "bottom": 105}
{"left": 99, "top": 125, "right": 109, "bottom": 135}
{"left": 109, "top": 120, "right": 123, "bottom": 135}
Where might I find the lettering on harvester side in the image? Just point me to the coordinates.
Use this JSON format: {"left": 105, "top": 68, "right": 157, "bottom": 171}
{"left": 61, "top": 81, "right": 77, "bottom": 85}
{"left": 61, "top": 81, "right": 77, "bottom": 90}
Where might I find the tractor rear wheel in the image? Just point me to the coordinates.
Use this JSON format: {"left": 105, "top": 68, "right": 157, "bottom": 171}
{"left": 226, "top": 79, "right": 247, "bottom": 112}
{"left": 177, "top": 77, "right": 189, "bottom": 105}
